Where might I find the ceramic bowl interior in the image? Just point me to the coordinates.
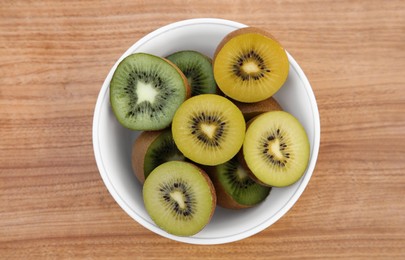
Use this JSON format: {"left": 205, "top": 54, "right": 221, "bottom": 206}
{"left": 93, "top": 18, "right": 320, "bottom": 245}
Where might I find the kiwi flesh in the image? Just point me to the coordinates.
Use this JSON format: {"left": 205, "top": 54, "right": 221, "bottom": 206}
{"left": 213, "top": 27, "right": 289, "bottom": 103}
{"left": 233, "top": 97, "right": 283, "bottom": 121}
{"left": 172, "top": 94, "right": 246, "bottom": 166}
{"left": 132, "top": 129, "right": 185, "bottom": 184}
{"left": 166, "top": 50, "right": 217, "bottom": 96}
{"left": 110, "top": 53, "right": 190, "bottom": 131}
{"left": 242, "top": 111, "right": 310, "bottom": 187}
{"left": 206, "top": 156, "right": 271, "bottom": 209}
{"left": 143, "top": 161, "right": 216, "bottom": 237}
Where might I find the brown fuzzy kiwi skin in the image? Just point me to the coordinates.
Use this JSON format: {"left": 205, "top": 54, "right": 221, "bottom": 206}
{"left": 163, "top": 58, "right": 191, "bottom": 99}
{"left": 131, "top": 130, "right": 164, "bottom": 184}
{"left": 233, "top": 97, "right": 283, "bottom": 121}
{"left": 204, "top": 165, "right": 252, "bottom": 210}
{"left": 213, "top": 27, "right": 283, "bottom": 67}
{"left": 188, "top": 163, "right": 217, "bottom": 220}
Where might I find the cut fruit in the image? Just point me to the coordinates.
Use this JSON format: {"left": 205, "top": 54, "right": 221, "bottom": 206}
{"left": 233, "top": 97, "right": 283, "bottom": 121}
{"left": 110, "top": 53, "right": 189, "bottom": 130}
{"left": 206, "top": 156, "right": 271, "bottom": 209}
{"left": 143, "top": 161, "right": 216, "bottom": 237}
{"left": 242, "top": 111, "right": 310, "bottom": 187}
{"left": 213, "top": 27, "right": 289, "bottom": 103}
{"left": 166, "top": 50, "right": 217, "bottom": 96}
{"left": 172, "top": 94, "right": 246, "bottom": 166}
{"left": 132, "top": 129, "right": 185, "bottom": 184}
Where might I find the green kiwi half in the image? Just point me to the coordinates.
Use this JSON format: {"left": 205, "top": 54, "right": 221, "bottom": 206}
{"left": 110, "top": 53, "right": 189, "bottom": 130}
{"left": 143, "top": 161, "right": 216, "bottom": 237}
{"left": 132, "top": 129, "right": 185, "bottom": 183}
{"left": 166, "top": 50, "right": 217, "bottom": 96}
{"left": 206, "top": 156, "right": 271, "bottom": 209}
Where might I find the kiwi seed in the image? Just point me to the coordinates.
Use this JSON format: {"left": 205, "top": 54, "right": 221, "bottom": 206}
{"left": 158, "top": 178, "right": 196, "bottom": 218}
{"left": 189, "top": 112, "right": 226, "bottom": 148}
{"left": 232, "top": 50, "right": 271, "bottom": 81}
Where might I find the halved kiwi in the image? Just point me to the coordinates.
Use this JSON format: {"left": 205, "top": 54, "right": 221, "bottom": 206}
{"left": 143, "top": 161, "right": 216, "bottom": 237}
{"left": 132, "top": 129, "right": 185, "bottom": 184}
{"left": 213, "top": 27, "right": 289, "bottom": 103}
{"left": 233, "top": 97, "right": 283, "bottom": 121}
{"left": 172, "top": 94, "right": 246, "bottom": 166}
{"left": 206, "top": 155, "right": 271, "bottom": 209}
{"left": 110, "top": 53, "right": 190, "bottom": 130}
{"left": 166, "top": 50, "right": 217, "bottom": 96}
{"left": 242, "top": 111, "right": 310, "bottom": 187}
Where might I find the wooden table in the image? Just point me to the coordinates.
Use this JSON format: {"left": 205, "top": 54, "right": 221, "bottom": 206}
{"left": 1, "top": 0, "right": 404, "bottom": 258}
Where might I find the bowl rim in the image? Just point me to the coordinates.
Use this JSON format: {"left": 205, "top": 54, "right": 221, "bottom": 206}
{"left": 93, "top": 18, "right": 321, "bottom": 245}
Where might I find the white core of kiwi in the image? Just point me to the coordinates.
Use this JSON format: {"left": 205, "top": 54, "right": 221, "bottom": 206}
{"left": 136, "top": 81, "right": 159, "bottom": 105}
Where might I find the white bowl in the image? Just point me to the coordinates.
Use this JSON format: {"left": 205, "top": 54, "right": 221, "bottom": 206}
{"left": 93, "top": 18, "right": 320, "bottom": 245}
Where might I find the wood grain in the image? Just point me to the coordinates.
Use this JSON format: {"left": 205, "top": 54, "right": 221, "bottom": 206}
{"left": 1, "top": 0, "right": 404, "bottom": 259}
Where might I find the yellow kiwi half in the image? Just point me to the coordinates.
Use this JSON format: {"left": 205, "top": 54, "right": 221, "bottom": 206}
{"left": 172, "top": 94, "right": 246, "bottom": 166}
{"left": 242, "top": 111, "right": 310, "bottom": 187}
{"left": 213, "top": 27, "right": 289, "bottom": 103}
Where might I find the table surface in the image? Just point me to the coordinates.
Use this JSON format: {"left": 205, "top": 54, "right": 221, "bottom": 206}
{"left": 1, "top": 0, "right": 404, "bottom": 259}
